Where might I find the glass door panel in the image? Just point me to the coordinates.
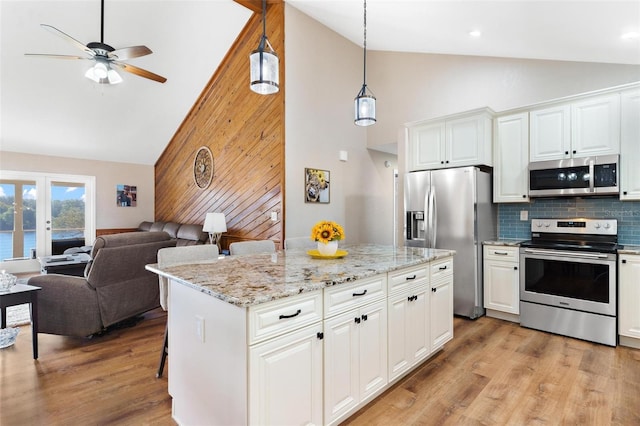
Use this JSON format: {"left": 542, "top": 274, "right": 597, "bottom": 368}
{"left": 0, "top": 180, "right": 36, "bottom": 261}
{"left": 49, "top": 181, "right": 86, "bottom": 255}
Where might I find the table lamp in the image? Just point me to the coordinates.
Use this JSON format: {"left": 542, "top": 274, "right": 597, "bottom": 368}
{"left": 203, "top": 212, "right": 227, "bottom": 252}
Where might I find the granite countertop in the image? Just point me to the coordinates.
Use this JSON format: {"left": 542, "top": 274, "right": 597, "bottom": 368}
{"left": 619, "top": 245, "right": 640, "bottom": 255}
{"left": 483, "top": 239, "right": 524, "bottom": 247}
{"left": 146, "top": 244, "right": 455, "bottom": 308}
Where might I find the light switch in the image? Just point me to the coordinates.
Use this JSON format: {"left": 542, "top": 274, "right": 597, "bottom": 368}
{"left": 271, "top": 211, "right": 278, "bottom": 221}
{"left": 195, "top": 315, "right": 205, "bottom": 343}
{"left": 520, "top": 210, "right": 528, "bottom": 221}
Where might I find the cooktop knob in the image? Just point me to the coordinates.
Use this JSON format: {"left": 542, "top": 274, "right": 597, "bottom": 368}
{"left": 603, "top": 223, "right": 610, "bottom": 229}
{"left": 543, "top": 221, "right": 550, "bottom": 227}
{"left": 594, "top": 223, "right": 601, "bottom": 229}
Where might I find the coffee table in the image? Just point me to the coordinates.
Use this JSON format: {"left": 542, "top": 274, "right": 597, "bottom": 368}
{"left": 38, "top": 253, "right": 91, "bottom": 277}
{"left": 0, "top": 283, "right": 41, "bottom": 359}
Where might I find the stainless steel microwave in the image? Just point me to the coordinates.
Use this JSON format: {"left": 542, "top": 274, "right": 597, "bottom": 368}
{"left": 529, "top": 155, "right": 619, "bottom": 197}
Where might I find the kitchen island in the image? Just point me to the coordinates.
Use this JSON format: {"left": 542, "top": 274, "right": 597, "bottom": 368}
{"left": 147, "top": 244, "right": 455, "bottom": 426}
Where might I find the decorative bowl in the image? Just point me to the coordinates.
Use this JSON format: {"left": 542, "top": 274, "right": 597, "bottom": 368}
{"left": 0, "top": 327, "right": 19, "bottom": 349}
{"left": 0, "top": 270, "right": 17, "bottom": 293}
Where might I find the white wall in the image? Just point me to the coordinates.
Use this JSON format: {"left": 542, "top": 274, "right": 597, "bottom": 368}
{"left": 0, "top": 151, "right": 154, "bottom": 229}
{"left": 284, "top": 4, "right": 396, "bottom": 245}
{"left": 367, "top": 51, "right": 640, "bottom": 150}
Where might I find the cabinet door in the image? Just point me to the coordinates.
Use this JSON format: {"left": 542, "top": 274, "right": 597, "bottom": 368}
{"left": 430, "top": 277, "right": 453, "bottom": 350}
{"left": 358, "top": 300, "right": 388, "bottom": 402}
{"left": 408, "top": 122, "right": 446, "bottom": 171}
{"left": 483, "top": 260, "right": 520, "bottom": 314}
{"left": 621, "top": 90, "right": 640, "bottom": 200}
{"left": 249, "top": 323, "right": 324, "bottom": 426}
{"left": 530, "top": 104, "right": 571, "bottom": 161}
{"left": 494, "top": 112, "right": 529, "bottom": 202}
{"left": 446, "top": 114, "right": 490, "bottom": 168}
{"left": 324, "top": 311, "right": 359, "bottom": 424}
{"left": 571, "top": 93, "right": 620, "bottom": 157}
{"left": 619, "top": 255, "right": 640, "bottom": 339}
{"left": 388, "top": 286, "right": 430, "bottom": 382}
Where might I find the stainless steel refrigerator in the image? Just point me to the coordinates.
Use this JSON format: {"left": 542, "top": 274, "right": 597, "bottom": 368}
{"left": 404, "top": 167, "right": 496, "bottom": 319}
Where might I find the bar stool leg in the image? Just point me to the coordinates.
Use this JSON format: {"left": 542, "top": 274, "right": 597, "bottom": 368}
{"left": 156, "top": 323, "right": 168, "bottom": 378}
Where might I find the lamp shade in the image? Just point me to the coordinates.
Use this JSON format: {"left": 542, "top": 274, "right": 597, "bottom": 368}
{"left": 203, "top": 212, "right": 227, "bottom": 233}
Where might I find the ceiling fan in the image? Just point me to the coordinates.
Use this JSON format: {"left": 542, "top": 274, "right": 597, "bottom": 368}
{"left": 25, "top": 0, "right": 166, "bottom": 85}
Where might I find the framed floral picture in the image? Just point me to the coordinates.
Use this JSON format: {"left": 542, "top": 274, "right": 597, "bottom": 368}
{"left": 305, "top": 168, "right": 330, "bottom": 203}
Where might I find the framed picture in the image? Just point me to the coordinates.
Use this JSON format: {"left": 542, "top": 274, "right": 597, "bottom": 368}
{"left": 116, "top": 184, "right": 137, "bottom": 207}
{"left": 305, "top": 168, "right": 330, "bottom": 203}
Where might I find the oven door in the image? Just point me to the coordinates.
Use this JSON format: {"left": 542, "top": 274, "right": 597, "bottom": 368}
{"left": 519, "top": 248, "right": 616, "bottom": 316}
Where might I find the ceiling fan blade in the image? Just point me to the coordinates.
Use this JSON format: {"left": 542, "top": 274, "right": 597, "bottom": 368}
{"left": 40, "top": 24, "right": 95, "bottom": 56}
{"left": 25, "top": 53, "right": 91, "bottom": 60}
{"left": 112, "top": 61, "right": 167, "bottom": 83}
{"left": 109, "top": 45, "right": 152, "bottom": 60}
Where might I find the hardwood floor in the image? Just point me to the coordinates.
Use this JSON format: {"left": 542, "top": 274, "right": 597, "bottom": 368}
{"left": 1, "top": 311, "right": 639, "bottom": 425}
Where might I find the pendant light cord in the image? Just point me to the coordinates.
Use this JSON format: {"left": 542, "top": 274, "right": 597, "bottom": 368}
{"left": 362, "top": 0, "right": 367, "bottom": 86}
{"left": 260, "top": 0, "right": 267, "bottom": 49}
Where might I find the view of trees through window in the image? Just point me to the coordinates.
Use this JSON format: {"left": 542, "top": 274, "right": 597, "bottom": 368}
{"left": 0, "top": 182, "right": 85, "bottom": 260}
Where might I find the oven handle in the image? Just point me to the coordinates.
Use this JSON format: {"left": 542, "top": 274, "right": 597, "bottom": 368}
{"left": 523, "top": 248, "right": 610, "bottom": 259}
{"left": 589, "top": 159, "right": 595, "bottom": 193}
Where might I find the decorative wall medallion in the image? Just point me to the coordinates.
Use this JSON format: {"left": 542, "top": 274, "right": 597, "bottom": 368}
{"left": 193, "top": 146, "right": 214, "bottom": 189}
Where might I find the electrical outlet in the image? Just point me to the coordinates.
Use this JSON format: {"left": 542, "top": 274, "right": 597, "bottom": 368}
{"left": 271, "top": 211, "right": 278, "bottom": 221}
{"left": 520, "top": 210, "right": 528, "bottom": 221}
{"left": 195, "top": 315, "right": 205, "bottom": 343}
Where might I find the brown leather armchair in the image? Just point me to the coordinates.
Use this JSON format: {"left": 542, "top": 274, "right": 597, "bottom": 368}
{"left": 28, "top": 232, "right": 176, "bottom": 337}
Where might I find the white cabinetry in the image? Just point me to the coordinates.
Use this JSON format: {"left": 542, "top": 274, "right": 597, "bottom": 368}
{"left": 387, "top": 264, "right": 430, "bottom": 382}
{"left": 483, "top": 245, "right": 520, "bottom": 322}
{"left": 619, "top": 253, "right": 640, "bottom": 349}
{"left": 620, "top": 90, "right": 640, "bottom": 200}
{"left": 324, "top": 276, "right": 388, "bottom": 426}
{"left": 430, "top": 257, "right": 454, "bottom": 349}
{"left": 249, "top": 323, "right": 323, "bottom": 425}
{"left": 493, "top": 112, "right": 529, "bottom": 202}
{"left": 530, "top": 93, "right": 620, "bottom": 162}
{"left": 408, "top": 109, "right": 493, "bottom": 171}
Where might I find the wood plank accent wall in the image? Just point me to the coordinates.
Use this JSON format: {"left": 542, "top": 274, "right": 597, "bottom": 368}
{"left": 154, "top": 1, "right": 285, "bottom": 251}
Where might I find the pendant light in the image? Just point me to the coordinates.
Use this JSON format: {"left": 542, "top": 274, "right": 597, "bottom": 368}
{"left": 250, "top": 0, "right": 279, "bottom": 95}
{"left": 354, "top": 0, "right": 376, "bottom": 126}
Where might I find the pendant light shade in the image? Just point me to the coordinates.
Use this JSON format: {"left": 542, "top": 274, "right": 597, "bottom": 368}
{"left": 250, "top": 0, "right": 279, "bottom": 95}
{"left": 354, "top": 0, "right": 376, "bottom": 126}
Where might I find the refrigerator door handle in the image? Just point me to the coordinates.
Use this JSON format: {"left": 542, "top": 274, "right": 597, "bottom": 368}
{"left": 432, "top": 187, "right": 437, "bottom": 247}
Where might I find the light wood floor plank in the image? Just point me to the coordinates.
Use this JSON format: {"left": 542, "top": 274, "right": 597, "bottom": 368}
{"left": 2, "top": 311, "right": 639, "bottom": 425}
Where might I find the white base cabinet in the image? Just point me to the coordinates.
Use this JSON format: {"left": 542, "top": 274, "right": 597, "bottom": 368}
{"left": 324, "top": 299, "right": 387, "bottom": 425}
{"left": 167, "top": 255, "right": 455, "bottom": 426}
{"left": 483, "top": 245, "right": 520, "bottom": 321}
{"left": 619, "top": 254, "right": 640, "bottom": 348}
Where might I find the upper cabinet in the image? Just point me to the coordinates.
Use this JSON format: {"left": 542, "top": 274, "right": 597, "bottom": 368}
{"left": 621, "top": 90, "right": 640, "bottom": 201}
{"left": 530, "top": 93, "right": 620, "bottom": 162}
{"left": 408, "top": 108, "right": 493, "bottom": 171}
{"left": 493, "top": 112, "right": 529, "bottom": 203}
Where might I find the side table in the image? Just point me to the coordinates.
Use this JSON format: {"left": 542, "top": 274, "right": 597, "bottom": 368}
{"left": 0, "top": 283, "right": 41, "bottom": 359}
{"left": 38, "top": 253, "right": 91, "bottom": 277}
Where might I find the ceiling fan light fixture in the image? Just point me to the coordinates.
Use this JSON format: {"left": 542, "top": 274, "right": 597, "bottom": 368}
{"left": 354, "top": 0, "right": 376, "bottom": 126}
{"left": 85, "top": 60, "right": 122, "bottom": 85}
{"left": 250, "top": 0, "right": 279, "bottom": 95}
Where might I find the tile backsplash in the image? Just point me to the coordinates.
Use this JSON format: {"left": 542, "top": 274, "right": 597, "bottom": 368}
{"left": 498, "top": 198, "right": 640, "bottom": 246}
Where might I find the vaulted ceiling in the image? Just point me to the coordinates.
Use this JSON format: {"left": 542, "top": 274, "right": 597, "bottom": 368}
{"left": 1, "top": 0, "right": 638, "bottom": 166}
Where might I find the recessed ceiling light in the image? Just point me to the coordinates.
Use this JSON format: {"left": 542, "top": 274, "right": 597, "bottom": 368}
{"left": 621, "top": 31, "right": 639, "bottom": 40}
{"left": 469, "top": 30, "right": 482, "bottom": 38}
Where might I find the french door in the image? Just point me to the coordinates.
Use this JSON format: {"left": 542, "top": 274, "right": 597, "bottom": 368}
{"left": 0, "top": 171, "right": 95, "bottom": 273}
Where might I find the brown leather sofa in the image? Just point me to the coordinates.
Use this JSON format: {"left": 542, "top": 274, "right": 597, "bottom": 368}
{"left": 28, "top": 231, "right": 176, "bottom": 337}
{"left": 137, "top": 221, "right": 208, "bottom": 246}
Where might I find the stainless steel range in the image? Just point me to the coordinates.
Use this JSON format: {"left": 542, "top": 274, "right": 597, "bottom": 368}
{"left": 519, "top": 218, "right": 620, "bottom": 346}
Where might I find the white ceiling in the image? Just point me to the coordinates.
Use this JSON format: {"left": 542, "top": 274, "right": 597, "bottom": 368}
{"left": 1, "top": 0, "right": 639, "bottom": 166}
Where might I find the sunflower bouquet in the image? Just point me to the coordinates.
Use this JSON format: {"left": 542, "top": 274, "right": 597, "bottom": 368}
{"left": 311, "top": 220, "right": 345, "bottom": 243}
